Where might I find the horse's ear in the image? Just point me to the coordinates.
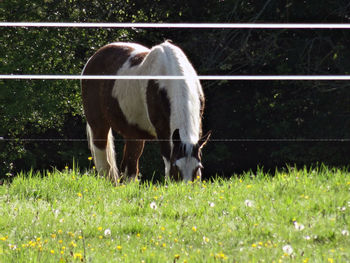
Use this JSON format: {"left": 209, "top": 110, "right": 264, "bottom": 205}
{"left": 199, "top": 130, "right": 211, "bottom": 149}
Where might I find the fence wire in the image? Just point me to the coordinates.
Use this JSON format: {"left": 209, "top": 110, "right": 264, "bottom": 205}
{"left": 1, "top": 22, "right": 350, "bottom": 143}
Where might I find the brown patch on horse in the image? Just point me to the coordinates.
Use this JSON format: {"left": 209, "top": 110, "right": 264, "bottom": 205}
{"left": 146, "top": 80, "right": 172, "bottom": 160}
{"left": 129, "top": 52, "right": 148, "bottom": 67}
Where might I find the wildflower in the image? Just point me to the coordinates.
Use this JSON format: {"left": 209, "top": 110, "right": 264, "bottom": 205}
{"left": 136, "top": 233, "right": 141, "bottom": 238}
{"left": 341, "top": 229, "right": 349, "bottom": 236}
{"left": 104, "top": 229, "right": 111, "bottom": 236}
{"left": 0, "top": 236, "right": 8, "bottom": 241}
{"left": 282, "top": 244, "right": 293, "bottom": 255}
{"left": 53, "top": 209, "right": 60, "bottom": 217}
{"left": 215, "top": 252, "right": 227, "bottom": 260}
{"left": 58, "top": 240, "right": 63, "bottom": 244}
{"left": 209, "top": 202, "right": 215, "bottom": 207}
{"left": 203, "top": 236, "right": 209, "bottom": 243}
{"left": 51, "top": 234, "right": 57, "bottom": 239}
{"left": 88, "top": 156, "right": 93, "bottom": 161}
{"left": 174, "top": 254, "right": 180, "bottom": 259}
{"left": 161, "top": 226, "right": 165, "bottom": 231}
{"left": 116, "top": 245, "right": 122, "bottom": 251}
{"left": 65, "top": 166, "right": 68, "bottom": 170}
{"left": 304, "top": 235, "right": 311, "bottom": 240}
{"left": 293, "top": 221, "right": 305, "bottom": 231}
{"left": 50, "top": 249, "right": 55, "bottom": 254}
{"left": 77, "top": 192, "right": 82, "bottom": 198}
{"left": 150, "top": 201, "right": 157, "bottom": 210}
{"left": 74, "top": 253, "right": 83, "bottom": 260}
{"left": 97, "top": 226, "right": 103, "bottom": 231}
{"left": 141, "top": 246, "right": 147, "bottom": 252}
{"left": 70, "top": 241, "right": 77, "bottom": 247}
{"left": 339, "top": 206, "right": 346, "bottom": 212}
{"left": 328, "top": 258, "right": 334, "bottom": 263}
{"left": 192, "top": 226, "right": 197, "bottom": 232}
{"left": 58, "top": 229, "right": 63, "bottom": 234}
{"left": 244, "top": 199, "right": 254, "bottom": 207}
{"left": 9, "top": 244, "right": 17, "bottom": 250}
{"left": 246, "top": 185, "right": 252, "bottom": 189}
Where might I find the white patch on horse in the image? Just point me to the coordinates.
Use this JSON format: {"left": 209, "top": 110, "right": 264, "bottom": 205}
{"left": 111, "top": 44, "right": 157, "bottom": 136}
{"left": 175, "top": 156, "right": 201, "bottom": 182}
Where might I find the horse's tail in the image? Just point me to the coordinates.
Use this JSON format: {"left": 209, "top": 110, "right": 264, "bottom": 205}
{"left": 106, "top": 128, "right": 119, "bottom": 184}
{"left": 86, "top": 124, "right": 119, "bottom": 184}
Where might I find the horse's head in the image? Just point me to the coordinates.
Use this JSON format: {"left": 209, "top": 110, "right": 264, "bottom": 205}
{"left": 170, "top": 129, "right": 211, "bottom": 181}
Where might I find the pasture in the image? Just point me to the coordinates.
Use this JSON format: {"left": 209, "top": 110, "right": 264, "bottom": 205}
{"left": 0, "top": 166, "right": 349, "bottom": 262}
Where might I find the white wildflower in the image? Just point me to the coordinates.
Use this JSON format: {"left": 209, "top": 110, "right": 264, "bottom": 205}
{"left": 104, "top": 229, "right": 111, "bottom": 236}
{"left": 293, "top": 221, "right": 305, "bottom": 231}
{"left": 304, "top": 235, "right": 311, "bottom": 240}
{"left": 282, "top": 244, "right": 293, "bottom": 255}
{"left": 52, "top": 209, "right": 60, "bottom": 217}
{"left": 341, "top": 229, "right": 349, "bottom": 236}
{"left": 150, "top": 201, "right": 157, "bottom": 210}
{"left": 8, "top": 244, "right": 17, "bottom": 250}
{"left": 202, "top": 236, "right": 209, "bottom": 243}
{"left": 339, "top": 206, "right": 346, "bottom": 212}
{"left": 244, "top": 199, "right": 254, "bottom": 207}
{"left": 209, "top": 202, "right": 215, "bottom": 207}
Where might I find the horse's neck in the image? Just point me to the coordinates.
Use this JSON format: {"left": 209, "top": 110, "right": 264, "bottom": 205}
{"left": 141, "top": 43, "right": 202, "bottom": 145}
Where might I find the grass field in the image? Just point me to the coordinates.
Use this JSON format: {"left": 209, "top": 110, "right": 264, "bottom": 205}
{"left": 0, "top": 166, "right": 349, "bottom": 262}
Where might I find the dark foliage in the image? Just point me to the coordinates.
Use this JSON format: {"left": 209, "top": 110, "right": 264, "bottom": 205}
{"left": 1, "top": 0, "right": 350, "bottom": 179}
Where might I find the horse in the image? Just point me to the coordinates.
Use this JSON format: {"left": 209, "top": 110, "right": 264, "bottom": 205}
{"left": 81, "top": 41, "right": 210, "bottom": 183}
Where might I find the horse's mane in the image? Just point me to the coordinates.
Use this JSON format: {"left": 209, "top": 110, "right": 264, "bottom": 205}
{"left": 141, "top": 41, "right": 203, "bottom": 150}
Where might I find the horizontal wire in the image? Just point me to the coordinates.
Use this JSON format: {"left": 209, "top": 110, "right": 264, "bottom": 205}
{"left": 1, "top": 22, "right": 350, "bottom": 29}
{"left": 1, "top": 138, "right": 350, "bottom": 142}
{"left": 1, "top": 75, "right": 350, "bottom": 81}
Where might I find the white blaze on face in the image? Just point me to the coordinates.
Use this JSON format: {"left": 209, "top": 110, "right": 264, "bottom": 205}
{"left": 175, "top": 157, "right": 201, "bottom": 182}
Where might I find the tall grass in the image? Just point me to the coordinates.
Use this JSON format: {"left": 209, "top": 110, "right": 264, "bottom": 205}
{"left": 0, "top": 166, "right": 349, "bottom": 262}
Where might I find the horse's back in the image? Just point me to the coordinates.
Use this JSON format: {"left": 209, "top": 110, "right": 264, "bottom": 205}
{"left": 81, "top": 43, "right": 157, "bottom": 139}
{"left": 81, "top": 43, "right": 133, "bottom": 126}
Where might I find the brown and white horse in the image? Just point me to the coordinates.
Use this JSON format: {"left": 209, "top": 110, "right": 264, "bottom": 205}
{"left": 81, "top": 41, "right": 210, "bottom": 183}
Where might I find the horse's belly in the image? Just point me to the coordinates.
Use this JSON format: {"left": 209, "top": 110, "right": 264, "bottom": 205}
{"left": 113, "top": 80, "right": 156, "bottom": 136}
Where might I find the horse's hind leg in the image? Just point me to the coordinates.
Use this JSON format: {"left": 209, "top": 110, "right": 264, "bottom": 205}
{"left": 87, "top": 123, "right": 119, "bottom": 183}
{"left": 120, "top": 140, "right": 145, "bottom": 181}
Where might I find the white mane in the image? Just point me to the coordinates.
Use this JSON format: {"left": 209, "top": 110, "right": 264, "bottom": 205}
{"left": 142, "top": 41, "right": 203, "bottom": 147}
{"left": 112, "top": 41, "right": 203, "bottom": 152}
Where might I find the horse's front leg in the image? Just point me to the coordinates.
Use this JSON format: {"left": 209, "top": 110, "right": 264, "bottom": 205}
{"left": 158, "top": 141, "right": 173, "bottom": 180}
{"left": 120, "top": 140, "right": 145, "bottom": 181}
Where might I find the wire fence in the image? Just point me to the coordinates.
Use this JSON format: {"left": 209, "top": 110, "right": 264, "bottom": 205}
{"left": 1, "top": 22, "right": 350, "bottom": 29}
{"left": 2, "top": 75, "right": 350, "bottom": 81}
{"left": 1, "top": 22, "right": 350, "bottom": 143}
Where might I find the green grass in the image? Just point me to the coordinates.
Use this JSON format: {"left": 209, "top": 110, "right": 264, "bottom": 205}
{"left": 0, "top": 166, "right": 349, "bottom": 262}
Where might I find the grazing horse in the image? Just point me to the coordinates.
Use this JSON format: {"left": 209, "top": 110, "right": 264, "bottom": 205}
{"left": 81, "top": 41, "right": 210, "bottom": 183}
